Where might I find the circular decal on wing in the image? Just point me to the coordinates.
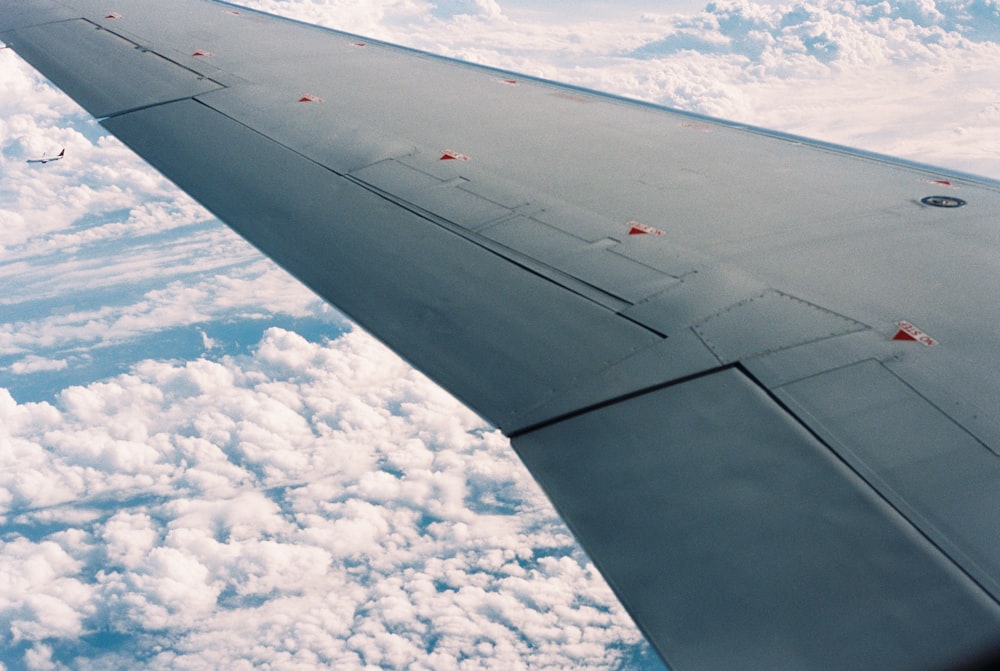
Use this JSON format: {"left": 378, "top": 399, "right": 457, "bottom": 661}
{"left": 921, "top": 195, "right": 966, "bottom": 208}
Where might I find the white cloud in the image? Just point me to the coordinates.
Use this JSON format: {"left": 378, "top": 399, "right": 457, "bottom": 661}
{"left": 0, "top": 539, "right": 92, "bottom": 643}
{"left": 8, "top": 355, "right": 67, "bottom": 374}
{"left": 0, "top": 328, "right": 639, "bottom": 668}
{"left": 0, "top": 258, "right": 329, "bottom": 357}
{"left": 22, "top": 645, "right": 57, "bottom": 671}
{"left": 100, "top": 511, "right": 161, "bottom": 569}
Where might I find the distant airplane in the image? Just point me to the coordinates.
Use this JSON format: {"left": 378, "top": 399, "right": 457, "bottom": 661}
{"left": 26, "top": 148, "right": 64, "bottom": 164}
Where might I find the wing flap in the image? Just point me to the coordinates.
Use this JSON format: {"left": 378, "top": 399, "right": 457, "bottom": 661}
{"left": 513, "top": 368, "right": 1000, "bottom": 671}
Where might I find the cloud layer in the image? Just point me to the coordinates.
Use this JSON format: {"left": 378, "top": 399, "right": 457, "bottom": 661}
{"left": 1, "top": 328, "right": 644, "bottom": 669}
{"left": 1, "top": 0, "right": 998, "bottom": 669}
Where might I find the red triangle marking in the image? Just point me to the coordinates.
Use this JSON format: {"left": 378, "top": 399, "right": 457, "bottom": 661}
{"left": 440, "top": 154, "right": 457, "bottom": 160}
{"left": 892, "top": 320, "right": 937, "bottom": 346}
{"left": 192, "top": 50, "right": 212, "bottom": 57}
{"left": 298, "top": 94, "right": 322, "bottom": 103}
{"left": 353, "top": 43, "right": 367, "bottom": 47}
{"left": 105, "top": 13, "right": 122, "bottom": 19}
{"left": 626, "top": 221, "right": 664, "bottom": 236}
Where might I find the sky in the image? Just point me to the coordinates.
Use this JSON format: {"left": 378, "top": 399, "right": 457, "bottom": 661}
{"left": 0, "top": 0, "right": 998, "bottom": 669}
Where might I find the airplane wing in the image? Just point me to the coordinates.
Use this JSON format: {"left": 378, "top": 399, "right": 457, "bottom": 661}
{"left": 3, "top": 2, "right": 1000, "bottom": 669}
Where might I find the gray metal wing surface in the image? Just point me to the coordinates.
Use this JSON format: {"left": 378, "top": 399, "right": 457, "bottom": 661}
{"left": 2, "top": 2, "right": 1000, "bottom": 669}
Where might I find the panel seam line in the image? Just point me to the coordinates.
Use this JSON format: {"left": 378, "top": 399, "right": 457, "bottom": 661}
{"left": 506, "top": 363, "right": 735, "bottom": 438}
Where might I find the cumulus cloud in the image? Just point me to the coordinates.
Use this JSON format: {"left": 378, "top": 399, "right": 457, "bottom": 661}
{"left": 0, "top": 538, "right": 91, "bottom": 643}
{"left": 431, "top": 0, "right": 505, "bottom": 20}
{"left": 0, "top": 328, "right": 641, "bottom": 669}
{"left": 7, "top": 355, "right": 67, "bottom": 375}
{"left": 616, "top": 0, "right": 1000, "bottom": 173}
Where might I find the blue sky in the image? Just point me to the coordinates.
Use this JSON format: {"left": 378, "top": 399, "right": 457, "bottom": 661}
{"left": 1, "top": 1, "right": 998, "bottom": 669}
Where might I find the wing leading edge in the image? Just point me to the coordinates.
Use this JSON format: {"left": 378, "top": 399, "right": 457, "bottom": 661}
{"left": 2, "top": 2, "right": 1000, "bottom": 669}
